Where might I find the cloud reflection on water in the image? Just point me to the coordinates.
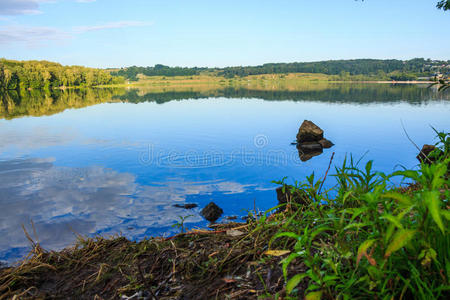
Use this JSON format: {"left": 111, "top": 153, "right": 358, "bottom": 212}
{"left": 0, "top": 157, "right": 253, "bottom": 263}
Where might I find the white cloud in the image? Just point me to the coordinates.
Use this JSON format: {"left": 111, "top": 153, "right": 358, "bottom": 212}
{"left": 0, "top": 0, "right": 41, "bottom": 15}
{"left": 0, "top": 25, "right": 71, "bottom": 46}
{"left": 74, "top": 20, "right": 152, "bottom": 33}
{"left": 0, "top": 20, "right": 152, "bottom": 47}
{"left": 0, "top": 1, "right": 96, "bottom": 16}
{"left": 0, "top": 126, "right": 77, "bottom": 151}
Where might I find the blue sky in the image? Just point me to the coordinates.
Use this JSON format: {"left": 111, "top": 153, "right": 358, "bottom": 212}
{"left": 0, "top": 0, "right": 449, "bottom": 68}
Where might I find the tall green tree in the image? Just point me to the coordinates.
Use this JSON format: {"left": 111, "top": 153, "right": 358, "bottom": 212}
{"left": 0, "top": 59, "right": 125, "bottom": 90}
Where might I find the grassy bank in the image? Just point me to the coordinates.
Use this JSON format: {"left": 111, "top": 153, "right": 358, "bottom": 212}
{"left": 112, "top": 73, "right": 434, "bottom": 90}
{"left": 0, "top": 132, "right": 448, "bottom": 299}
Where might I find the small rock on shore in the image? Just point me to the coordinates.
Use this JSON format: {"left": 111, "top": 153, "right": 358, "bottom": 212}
{"left": 201, "top": 202, "right": 223, "bottom": 222}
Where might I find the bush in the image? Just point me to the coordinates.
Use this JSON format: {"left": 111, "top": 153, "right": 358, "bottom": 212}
{"left": 269, "top": 131, "right": 449, "bottom": 299}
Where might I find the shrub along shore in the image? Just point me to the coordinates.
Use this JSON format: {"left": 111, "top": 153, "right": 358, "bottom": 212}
{"left": 0, "top": 132, "right": 448, "bottom": 299}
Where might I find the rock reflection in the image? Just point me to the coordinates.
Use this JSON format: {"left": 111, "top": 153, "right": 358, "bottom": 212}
{"left": 297, "top": 144, "right": 323, "bottom": 162}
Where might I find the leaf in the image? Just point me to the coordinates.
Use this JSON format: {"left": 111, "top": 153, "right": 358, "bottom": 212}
{"left": 365, "top": 160, "right": 374, "bottom": 176}
{"left": 442, "top": 210, "right": 450, "bottom": 221}
{"left": 272, "top": 231, "right": 300, "bottom": 240}
{"left": 431, "top": 163, "right": 447, "bottom": 190}
{"left": 264, "top": 250, "right": 290, "bottom": 256}
{"left": 357, "top": 239, "right": 376, "bottom": 267}
{"left": 270, "top": 231, "right": 300, "bottom": 247}
{"left": 342, "top": 190, "right": 353, "bottom": 204}
{"left": 383, "top": 191, "right": 413, "bottom": 206}
{"left": 344, "top": 223, "right": 369, "bottom": 230}
{"left": 286, "top": 273, "right": 307, "bottom": 294}
{"left": 385, "top": 224, "right": 395, "bottom": 244}
{"left": 323, "top": 275, "right": 339, "bottom": 282}
{"left": 365, "top": 253, "right": 377, "bottom": 266}
{"left": 350, "top": 207, "right": 368, "bottom": 222}
{"left": 282, "top": 252, "right": 301, "bottom": 280}
{"left": 367, "top": 265, "right": 382, "bottom": 280}
{"left": 309, "top": 226, "right": 333, "bottom": 243}
{"left": 385, "top": 229, "right": 415, "bottom": 258}
{"left": 392, "top": 170, "right": 420, "bottom": 182}
{"left": 305, "top": 290, "right": 323, "bottom": 300}
{"left": 419, "top": 248, "right": 437, "bottom": 267}
{"left": 226, "top": 229, "right": 245, "bottom": 236}
{"left": 424, "top": 191, "right": 445, "bottom": 233}
{"left": 380, "top": 214, "right": 403, "bottom": 229}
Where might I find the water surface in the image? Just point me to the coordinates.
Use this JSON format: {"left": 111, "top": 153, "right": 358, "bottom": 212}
{"left": 1, "top": 83, "right": 449, "bottom": 263}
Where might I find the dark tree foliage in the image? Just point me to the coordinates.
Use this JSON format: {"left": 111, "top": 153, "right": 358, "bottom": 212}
{"left": 437, "top": 0, "right": 450, "bottom": 10}
{"left": 0, "top": 59, "right": 125, "bottom": 90}
{"left": 111, "top": 58, "right": 449, "bottom": 81}
{"left": 216, "top": 59, "right": 433, "bottom": 78}
{"left": 359, "top": 0, "right": 449, "bottom": 11}
{"left": 110, "top": 64, "right": 207, "bottom": 81}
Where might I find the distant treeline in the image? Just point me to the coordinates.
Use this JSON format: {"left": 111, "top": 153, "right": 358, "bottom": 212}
{"left": 112, "top": 58, "right": 449, "bottom": 80}
{"left": 2, "top": 58, "right": 449, "bottom": 89}
{"left": 217, "top": 58, "right": 447, "bottom": 78}
{"left": 110, "top": 64, "right": 207, "bottom": 81}
{"left": 0, "top": 59, "right": 125, "bottom": 90}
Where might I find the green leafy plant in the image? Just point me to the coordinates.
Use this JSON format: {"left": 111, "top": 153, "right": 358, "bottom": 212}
{"left": 268, "top": 132, "right": 449, "bottom": 299}
{"left": 172, "top": 215, "right": 193, "bottom": 233}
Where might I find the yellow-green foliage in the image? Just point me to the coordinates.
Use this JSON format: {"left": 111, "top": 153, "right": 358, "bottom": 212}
{"left": 0, "top": 88, "right": 125, "bottom": 119}
{"left": 0, "top": 58, "right": 125, "bottom": 90}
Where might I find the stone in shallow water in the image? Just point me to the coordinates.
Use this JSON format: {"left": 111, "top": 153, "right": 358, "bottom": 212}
{"left": 173, "top": 203, "right": 198, "bottom": 209}
{"left": 296, "top": 120, "right": 324, "bottom": 142}
{"left": 293, "top": 120, "right": 333, "bottom": 161}
{"left": 318, "top": 138, "right": 334, "bottom": 149}
{"left": 201, "top": 202, "right": 223, "bottom": 222}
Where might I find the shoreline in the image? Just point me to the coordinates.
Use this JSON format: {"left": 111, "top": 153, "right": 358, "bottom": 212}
{"left": 2, "top": 78, "right": 438, "bottom": 92}
{"left": 0, "top": 144, "right": 448, "bottom": 299}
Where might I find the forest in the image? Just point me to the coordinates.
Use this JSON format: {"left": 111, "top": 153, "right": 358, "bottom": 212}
{"left": 111, "top": 58, "right": 449, "bottom": 80}
{"left": 1, "top": 58, "right": 449, "bottom": 89}
{"left": 110, "top": 64, "right": 207, "bottom": 81}
{"left": 0, "top": 59, "right": 125, "bottom": 90}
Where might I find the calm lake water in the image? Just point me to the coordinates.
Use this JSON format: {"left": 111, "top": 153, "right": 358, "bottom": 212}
{"left": 1, "top": 83, "right": 449, "bottom": 263}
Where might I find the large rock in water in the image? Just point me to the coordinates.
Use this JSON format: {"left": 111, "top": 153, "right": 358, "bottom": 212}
{"left": 296, "top": 120, "right": 324, "bottom": 143}
{"left": 201, "top": 202, "right": 223, "bottom": 222}
{"left": 173, "top": 203, "right": 198, "bottom": 209}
